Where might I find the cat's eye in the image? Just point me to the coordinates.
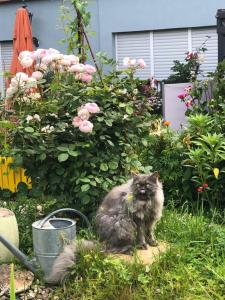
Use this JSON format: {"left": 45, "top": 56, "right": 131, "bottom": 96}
{"left": 136, "top": 183, "right": 140, "bottom": 187}
{"left": 146, "top": 184, "right": 151, "bottom": 188}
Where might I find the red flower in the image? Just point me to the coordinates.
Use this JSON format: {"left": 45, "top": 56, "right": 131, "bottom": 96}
{"left": 202, "top": 183, "right": 209, "bottom": 188}
{"left": 178, "top": 93, "right": 188, "bottom": 100}
{"left": 197, "top": 186, "right": 203, "bottom": 192}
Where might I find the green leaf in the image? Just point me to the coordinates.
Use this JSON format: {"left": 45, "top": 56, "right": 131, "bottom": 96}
{"left": 68, "top": 150, "right": 79, "bottom": 157}
{"left": 39, "top": 153, "right": 46, "bottom": 161}
{"left": 57, "top": 146, "right": 69, "bottom": 152}
{"left": 105, "top": 119, "right": 113, "bottom": 126}
{"left": 58, "top": 153, "right": 69, "bottom": 162}
{"left": 24, "top": 127, "right": 34, "bottom": 133}
{"left": 100, "top": 163, "right": 108, "bottom": 171}
{"left": 142, "top": 139, "right": 148, "bottom": 147}
{"left": 81, "top": 184, "right": 90, "bottom": 192}
{"left": 108, "top": 161, "right": 118, "bottom": 170}
{"left": 80, "top": 178, "right": 91, "bottom": 183}
{"left": 126, "top": 106, "right": 134, "bottom": 115}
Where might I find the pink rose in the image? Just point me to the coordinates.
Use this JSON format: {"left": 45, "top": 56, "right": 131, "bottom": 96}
{"left": 78, "top": 108, "right": 90, "bottom": 120}
{"left": 32, "top": 71, "right": 43, "bottom": 81}
{"left": 20, "top": 56, "right": 34, "bottom": 68}
{"left": 79, "top": 120, "right": 93, "bottom": 133}
{"left": 69, "top": 64, "right": 85, "bottom": 73}
{"left": 123, "top": 57, "right": 131, "bottom": 67}
{"left": 36, "top": 49, "right": 48, "bottom": 59}
{"left": 80, "top": 73, "right": 93, "bottom": 83}
{"left": 84, "top": 64, "right": 96, "bottom": 74}
{"left": 137, "top": 59, "right": 146, "bottom": 69}
{"left": 42, "top": 55, "right": 52, "bottom": 65}
{"left": 84, "top": 102, "right": 100, "bottom": 114}
{"left": 72, "top": 116, "right": 82, "bottom": 127}
{"left": 60, "top": 59, "right": 71, "bottom": 66}
{"left": 6, "top": 87, "right": 17, "bottom": 98}
{"left": 15, "top": 72, "right": 29, "bottom": 82}
{"left": 67, "top": 55, "right": 79, "bottom": 65}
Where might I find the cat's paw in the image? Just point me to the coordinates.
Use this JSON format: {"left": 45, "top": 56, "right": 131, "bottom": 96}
{"left": 147, "top": 239, "right": 158, "bottom": 247}
{"left": 137, "top": 242, "right": 148, "bottom": 250}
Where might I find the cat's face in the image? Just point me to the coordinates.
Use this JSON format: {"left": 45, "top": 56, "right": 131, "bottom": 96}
{"left": 131, "top": 173, "right": 159, "bottom": 201}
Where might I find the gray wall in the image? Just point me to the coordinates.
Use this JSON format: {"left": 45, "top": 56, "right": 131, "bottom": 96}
{"left": 0, "top": 0, "right": 224, "bottom": 58}
{"left": 97, "top": 0, "right": 224, "bottom": 58}
{"left": 0, "top": 0, "right": 99, "bottom": 55}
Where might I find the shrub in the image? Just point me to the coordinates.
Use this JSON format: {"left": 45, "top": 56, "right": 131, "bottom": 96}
{"left": 2, "top": 50, "right": 154, "bottom": 215}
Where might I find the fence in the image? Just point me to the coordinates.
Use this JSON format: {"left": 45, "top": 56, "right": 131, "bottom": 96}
{"left": 0, "top": 156, "right": 32, "bottom": 192}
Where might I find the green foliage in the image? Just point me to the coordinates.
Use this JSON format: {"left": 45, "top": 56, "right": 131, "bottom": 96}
{"left": 60, "top": 0, "right": 92, "bottom": 58}
{"left": 164, "top": 40, "right": 208, "bottom": 83}
{"left": 53, "top": 209, "right": 225, "bottom": 300}
{"left": 10, "top": 264, "right": 16, "bottom": 300}
{"left": 8, "top": 67, "right": 153, "bottom": 215}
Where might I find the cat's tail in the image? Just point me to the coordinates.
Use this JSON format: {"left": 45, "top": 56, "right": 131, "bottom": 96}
{"left": 46, "top": 239, "right": 98, "bottom": 284}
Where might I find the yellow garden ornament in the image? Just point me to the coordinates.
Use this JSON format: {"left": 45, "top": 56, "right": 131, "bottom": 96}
{"left": 213, "top": 168, "right": 219, "bottom": 179}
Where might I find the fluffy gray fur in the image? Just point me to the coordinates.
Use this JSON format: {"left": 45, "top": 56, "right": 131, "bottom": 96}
{"left": 46, "top": 240, "right": 97, "bottom": 284}
{"left": 95, "top": 173, "right": 164, "bottom": 253}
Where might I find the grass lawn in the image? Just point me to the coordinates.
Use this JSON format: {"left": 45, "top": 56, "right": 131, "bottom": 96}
{"left": 53, "top": 207, "right": 225, "bottom": 300}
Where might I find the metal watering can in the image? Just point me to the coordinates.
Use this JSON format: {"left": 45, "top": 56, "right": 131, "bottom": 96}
{"left": 0, "top": 208, "right": 90, "bottom": 280}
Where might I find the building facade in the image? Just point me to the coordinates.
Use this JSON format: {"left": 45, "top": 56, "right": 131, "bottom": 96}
{"left": 0, "top": 0, "right": 224, "bottom": 94}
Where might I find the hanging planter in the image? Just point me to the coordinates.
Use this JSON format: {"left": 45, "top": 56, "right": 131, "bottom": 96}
{"left": 0, "top": 208, "right": 19, "bottom": 262}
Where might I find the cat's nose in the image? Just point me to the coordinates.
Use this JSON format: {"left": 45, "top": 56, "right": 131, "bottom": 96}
{"left": 140, "top": 189, "right": 146, "bottom": 194}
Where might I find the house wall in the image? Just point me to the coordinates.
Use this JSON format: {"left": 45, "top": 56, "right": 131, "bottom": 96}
{"left": 0, "top": 0, "right": 224, "bottom": 58}
{"left": 97, "top": 0, "right": 224, "bottom": 58}
{"left": 0, "top": 0, "right": 100, "bottom": 54}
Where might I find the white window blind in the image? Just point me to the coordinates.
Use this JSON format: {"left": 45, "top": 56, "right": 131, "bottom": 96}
{"left": 153, "top": 29, "right": 189, "bottom": 80}
{"left": 115, "top": 27, "right": 218, "bottom": 81}
{"left": 0, "top": 41, "right": 13, "bottom": 96}
{"left": 192, "top": 27, "right": 218, "bottom": 77}
{"left": 116, "top": 32, "right": 151, "bottom": 79}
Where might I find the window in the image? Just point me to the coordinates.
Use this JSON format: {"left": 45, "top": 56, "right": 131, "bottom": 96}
{"left": 0, "top": 41, "right": 13, "bottom": 96}
{"left": 115, "top": 27, "right": 218, "bottom": 81}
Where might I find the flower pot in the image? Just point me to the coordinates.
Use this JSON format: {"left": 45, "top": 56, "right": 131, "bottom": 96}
{"left": 0, "top": 208, "right": 19, "bottom": 262}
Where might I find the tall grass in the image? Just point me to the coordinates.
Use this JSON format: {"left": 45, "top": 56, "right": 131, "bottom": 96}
{"left": 53, "top": 208, "right": 225, "bottom": 299}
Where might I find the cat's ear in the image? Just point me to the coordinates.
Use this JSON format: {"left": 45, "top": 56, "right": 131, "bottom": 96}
{"left": 149, "top": 172, "right": 159, "bottom": 183}
{"left": 131, "top": 171, "right": 139, "bottom": 181}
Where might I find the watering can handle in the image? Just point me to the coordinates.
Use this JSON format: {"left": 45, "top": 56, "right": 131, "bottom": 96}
{"left": 38, "top": 208, "right": 91, "bottom": 229}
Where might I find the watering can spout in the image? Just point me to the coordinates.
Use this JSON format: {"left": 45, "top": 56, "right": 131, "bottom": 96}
{"left": 0, "top": 234, "right": 38, "bottom": 274}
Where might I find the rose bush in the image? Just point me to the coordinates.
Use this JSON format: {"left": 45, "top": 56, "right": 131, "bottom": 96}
{"left": 3, "top": 49, "right": 155, "bottom": 214}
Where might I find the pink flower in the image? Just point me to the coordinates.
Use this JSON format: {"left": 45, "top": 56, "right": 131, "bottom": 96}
{"left": 19, "top": 51, "right": 31, "bottom": 59}
{"left": 69, "top": 64, "right": 85, "bottom": 73}
{"left": 78, "top": 108, "right": 90, "bottom": 120}
{"left": 79, "top": 120, "right": 93, "bottom": 133}
{"left": 178, "top": 93, "right": 188, "bottom": 100}
{"left": 185, "top": 85, "right": 192, "bottom": 93}
{"left": 32, "top": 71, "right": 43, "bottom": 80}
{"left": 84, "top": 102, "right": 100, "bottom": 114}
{"left": 80, "top": 73, "right": 93, "bottom": 83}
{"left": 66, "top": 55, "right": 79, "bottom": 65}
{"left": 72, "top": 116, "right": 83, "bottom": 127}
{"left": 6, "top": 87, "right": 17, "bottom": 98}
{"left": 84, "top": 64, "right": 96, "bottom": 74}
{"left": 42, "top": 55, "right": 52, "bottom": 65}
{"left": 137, "top": 59, "right": 146, "bottom": 69}
{"left": 185, "top": 100, "right": 193, "bottom": 108}
{"left": 20, "top": 56, "right": 34, "bottom": 68}
{"left": 123, "top": 57, "right": 131, "bottom": 67}
{"left": 15, "top": 72, "right": 29, "bottom": 82}
{"left": 36, "top": 49, "right": 48, "bottom": 59}
{"left": 60, "top": 58, "right": 71, "bottom": 66}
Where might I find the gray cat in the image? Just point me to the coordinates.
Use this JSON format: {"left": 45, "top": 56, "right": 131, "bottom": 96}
{"left": 48, "top": 172, "right": 164, "bottom": 284}
{"left": 95, "top": 172, "right": 164, "bottom": 253}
